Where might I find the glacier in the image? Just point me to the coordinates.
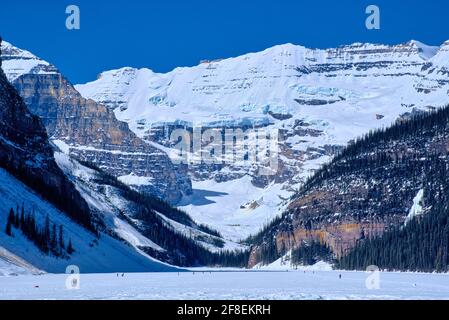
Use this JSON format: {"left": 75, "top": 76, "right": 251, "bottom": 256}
{"left": 75, "top": 40, "right": 449, "bottom": 241}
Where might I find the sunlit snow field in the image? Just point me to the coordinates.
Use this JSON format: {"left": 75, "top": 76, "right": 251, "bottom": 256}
{"left": 1, "top": 270, "right": 449, "bottom": 300}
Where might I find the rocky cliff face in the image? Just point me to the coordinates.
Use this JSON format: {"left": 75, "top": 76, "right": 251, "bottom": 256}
{"left": 4, "top": 39, "right": 449, "bottom": 242}
{"left": 1, "top": 41, "right": 192, "bottom": 204}
{"left": 248, "top": 105, "right": 449, "bottom": 267}
{"left": 0, "top": 46, "right": 94, "bottom": 231}
{"left": 76, "top": 40, "right": 449, "bottom": 240}
{"left": 0, "top": 43, "right": 237, "bottom": 268}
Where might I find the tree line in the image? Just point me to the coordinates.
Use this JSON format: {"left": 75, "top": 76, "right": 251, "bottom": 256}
{"left": 291, "top": 241, "right": 333, "bottom": 266}
{"left": 5, "top": 205, "right": 74, "bottom": 257}
{"left": 246, "top": 104, "right": 449, "bottom": 270}
{"left": 336, "top": 156, "right": 449, "bottom": 272}
{"left": 81, "top": 160, "right": 249, "bottom": 267}
{"left": 77, "top": 158, "right": 222, "bottom": 238}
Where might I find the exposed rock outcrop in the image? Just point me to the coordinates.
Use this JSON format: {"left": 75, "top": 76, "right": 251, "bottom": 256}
{"left": 1, "top": 41, "right": 192, "bottom": 204}
{"left": 248, "top": 105, "right": 449, "bottom": 267}
{"left": 0, "top": 43, "right": 94, "bottom": 230}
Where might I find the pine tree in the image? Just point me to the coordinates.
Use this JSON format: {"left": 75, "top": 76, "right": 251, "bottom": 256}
{"left": 67, "top": 239, "right": 74, "bottom": 255}
{"left": 20, "top": 205, "right": 25, "bottom": 231}
{"left": 13, "top": 207, "right": 19, "bottom": 228}
{"left": 6, "top": 217, "right": 12, "bottom": 237}
{"left": 59, "top": 225, "right": 65, "bottom": 252}
{"left": 44, "top": 215, "right": 50, "bottom": 236}
{"left": 50, "top": 223, "right": 57, "bottom": 253}
{"left": 3, "top": 205, "right": 73, "bottom": 258}
{"left": 6, "top": 208, "right": 15, "bottom": 237}
{"left": 7, "top": 208, "right": 15, "bottom": 224}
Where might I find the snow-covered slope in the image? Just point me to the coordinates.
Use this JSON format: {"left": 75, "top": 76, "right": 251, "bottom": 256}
{"left": 0, "top": 247, "right": 43, "bottom": 276}
{"left": 76, "top": 41, "right": 446, "bottom": 131}
{"left": 177, "top": 176, "right": 291, "bottom": 241}
{"left": 53, "top": 152, "right": 239, "bottom": 257}
{"left": 0, "top": 41, "right": 58, "bottom": 82}
{"left": 76, "top": 40, "right": 449, "bottom": 241}
{"left": 53, "top": 152, "right": 166, "bottom": 254}
{"left": 1, "top": 41, "right": 192, "bottom": 205}
{"left": 0, "top": 50, "right": 184, "bottom": 273}
{"left": 0, "top": 167, "right": 178, "bottom": 273}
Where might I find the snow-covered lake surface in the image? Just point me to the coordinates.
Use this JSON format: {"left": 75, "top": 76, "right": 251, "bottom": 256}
{"left": 1, "top": 270, "right": 449, "bottom": 300}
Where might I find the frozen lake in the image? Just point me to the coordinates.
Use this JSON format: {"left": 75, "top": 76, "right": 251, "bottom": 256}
{"left": 1, "top": 270, "right": 449, "bottom": 300}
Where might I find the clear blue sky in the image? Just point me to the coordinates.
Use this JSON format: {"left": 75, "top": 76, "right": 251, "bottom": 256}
{"left": 0, "top": 0, "right": 447, "bottom": 84}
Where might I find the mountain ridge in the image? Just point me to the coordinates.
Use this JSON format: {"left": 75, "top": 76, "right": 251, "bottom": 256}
{"left": 247, "top": 104, "right": 449, "bottom": 270}
{"left": 0, "top": 40, "right": 241, "bottom": 271}
{"left": 4, "top": 38, "right": 449, "bottom": 242}
{"left": 75, "top": 38, "right": 449, "bottom": 240}
{"left": 78, "top": 40, "right": 446, "bottom": 79}
{"left": 0, "top": 43, "right": 183, "bottom": 272}
{"left": 75, "top": 40, "right": 447, "bottom": 78}
{"left": 1, "top": 40, "right": 192, "bottom": 204}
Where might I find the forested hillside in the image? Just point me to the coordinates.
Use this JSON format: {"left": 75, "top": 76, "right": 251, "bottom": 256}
{"left": 248, "top": 105, "right": 449, "bottom": 272}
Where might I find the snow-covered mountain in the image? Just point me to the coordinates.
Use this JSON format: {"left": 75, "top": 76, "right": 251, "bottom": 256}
{"left": 2, "top": 38, "right": 449, "bottom": 271}
{"left": 248, "top": 103, "right": 449, "bottom": 271}
{"left": 76, "top": 40, "right": 449, "bottom": 241}
{"left": 0, "top": 55, "right": 182, "bottom": 272}
{"left": 0, "top": 41, "right": 58, "bottom": 82}
{"left": 0, "top": 167, "right": 179, "bottom": 273}
{"left": 1, "top": 41, "right": 192, "bottom": 205}
{"left": 51, "top": 152, "right": 243, "bottom": 266}
{"left": 76, "top": 40, "right": 449, "bottom": 132}
{"left": 0, "top": 45, "right": 239, "bottom": 272}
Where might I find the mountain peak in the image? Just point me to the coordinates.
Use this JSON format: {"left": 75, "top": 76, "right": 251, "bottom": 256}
{"left": 96, "top": 66, "right": 156, "bottom": 81}
{"left": 0, "top": 40, "right": 57, "bottom": 82}
{"left": 269, "top": 42, "right": 304, "bottom": 50}
{"left": 407, "top": 40, "right": 439, "bottom": 59}
{"left": 1, "top": 40, "right": 38, "bottom": 59}
{"left": 259, "top": 42, "right": 308, "bottom": 56}
{"left": 440, "top": 40, "right": 449, "bottom": 48}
